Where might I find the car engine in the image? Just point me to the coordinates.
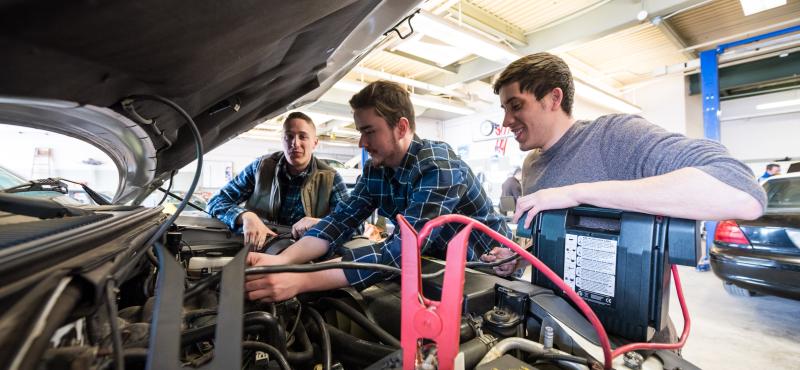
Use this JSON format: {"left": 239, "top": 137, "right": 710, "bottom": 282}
{"left": 7, "top": 204, "right": 701, "bottom": 370}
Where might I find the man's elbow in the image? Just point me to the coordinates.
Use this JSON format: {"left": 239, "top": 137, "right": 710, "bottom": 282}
{"left": 731, "top": 196, "right": 764, "bottom": 220}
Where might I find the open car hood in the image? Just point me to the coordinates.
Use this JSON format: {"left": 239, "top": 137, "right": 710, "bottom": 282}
{"left": 0, "top": 0, "right": 420, "bottom": 203}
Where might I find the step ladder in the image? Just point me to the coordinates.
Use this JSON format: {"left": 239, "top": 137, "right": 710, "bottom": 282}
{"left": 31, "top": 147, "right": 53, "bottom": 179}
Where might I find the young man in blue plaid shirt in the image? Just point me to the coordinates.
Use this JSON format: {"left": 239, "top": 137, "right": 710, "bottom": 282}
{"left": 207, "top": 112, "right": 349, "bottom": 251}
{"left": 245, "top": 81, "right": 511, "bottom": 301}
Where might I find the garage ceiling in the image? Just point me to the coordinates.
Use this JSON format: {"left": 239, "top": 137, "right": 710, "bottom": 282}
{"left": 249, "top": 0, "right": 800, "bottom": 145}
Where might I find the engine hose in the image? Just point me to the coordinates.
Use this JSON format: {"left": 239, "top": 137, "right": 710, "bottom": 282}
{"left": 305, "top": 307, "right": 331, "bottom": 370}
{"left": 285, "top": 321, "right": 313, "bottom": 364}
{"left": 242, "top": 341, "right": 290, "bottom": 370}
{"left": 318, "top": 297, "right": 401, "bottom": 348}
{"left": 98, "top": 348, "right": 149, "bottom": 370}
{"left": 478, "top": 337, "right": 590, "bottom": 370}
{"left": 538, "top": 354, "right": 592, "bottom": 370}
{"left": 183, "top": 308, "right": 218, "bottom": 322}
{"left": 478, "top": 337, "right": 546, "bottom": 365}
{"left": 460, "top": 336, "right": 493, "bottom": 370}
{"left": 183, "top": 272, "right": 221, "bottom": 301}
{"left": 323, "top": 323, "right": 396, "bottom": 364}
{"left": 15, "top": 283, "right": 83, "bottom": 370}
{"left": 178, "top": 311, "right": 286, "bottom": 354}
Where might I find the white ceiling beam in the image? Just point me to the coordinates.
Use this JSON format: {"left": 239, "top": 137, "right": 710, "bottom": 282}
{"left": 427, "top": 0, "right": 709, "bottom": 87}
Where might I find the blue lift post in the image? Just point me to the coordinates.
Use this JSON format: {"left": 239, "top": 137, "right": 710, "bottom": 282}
{"left": 696, "top": 24, "right": 800, "bottom": 271}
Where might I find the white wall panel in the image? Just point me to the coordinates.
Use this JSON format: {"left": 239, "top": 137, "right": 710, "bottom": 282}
{"left": 624, "top": 74, "right": 687, "bottom": 134}
{"left": 720, "top": 89, "right": 800, "bottom": 164}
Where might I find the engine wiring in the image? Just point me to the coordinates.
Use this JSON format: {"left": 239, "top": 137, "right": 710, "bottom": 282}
{"left": 105, "top": 280, "right": 125, "bottom": 370}
{"left": 106, "top": 94, "right": 205, "bottom": 370}
{"left": 157, "top": 170, "right": 177, "bottom": 206}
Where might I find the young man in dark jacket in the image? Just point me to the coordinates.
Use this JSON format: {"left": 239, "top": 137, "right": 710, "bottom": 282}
{"left": 207, "top": 112, "right": 349, "bottom": 250}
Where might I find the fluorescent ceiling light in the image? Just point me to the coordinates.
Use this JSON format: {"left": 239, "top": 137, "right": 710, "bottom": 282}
{"left": 333, "top": 80, "right": 475, "bottom": 115}
{"left": 756, "top": 98, "right": 800, "bottom": 110}
{"left": 352, "top": 66, "right": 467, "bottom": 98}
{"left": 414, "top": 11, "right": 520, "bottom": 63}
{"left": 333, "top": 80, "right": 365, "bottom": 93}
{"left": 739, "top": 0, "right": 786, "bottom": 16}
{"left": 574, "top": 80, "right": 640, "bottom": 114}
{"left": 303, "top": 111, "right": 353, "bottom": 123}
{"left": 240, "top": 130, "right": 281, "bottom": 141}
{"left": 410, "top": 94, "right": 475, "bottom": 115}
{"left": 393, "top": 37, "right": 471, "bottom": 67}
{"left": 320, "top": 140, "right": 357, "bottom": 147}
{"left": 332, "top": 127, "right": 361, "bottom": 137}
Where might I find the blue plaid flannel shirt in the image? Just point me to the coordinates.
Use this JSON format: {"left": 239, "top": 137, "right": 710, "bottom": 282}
{"left": 305, "top": 136, "right": 511, "bottom": 290}
{"left": 207, "top": 155, "right": 349, "bottom": 232}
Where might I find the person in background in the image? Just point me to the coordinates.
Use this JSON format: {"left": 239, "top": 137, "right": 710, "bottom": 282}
{"left": 207, "top": 112, "right": 350, "bottom": 250}
{"left": 244, "top": 80, "right": 510, "bottom": 302}
{"left": 501, "top": 167, "right": 522, "bottom": 200}
{"left": 759, "top": 163, "right": 781, "bottom": 183}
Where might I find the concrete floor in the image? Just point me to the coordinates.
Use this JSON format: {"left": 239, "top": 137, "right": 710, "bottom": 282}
{"left": 668, "top": 266, "right": 800, "bottom": 370}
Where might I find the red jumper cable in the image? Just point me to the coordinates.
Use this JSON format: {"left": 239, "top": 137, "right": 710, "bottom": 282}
{"left": 398, "top": 214, "right": 691, "bottom": 370}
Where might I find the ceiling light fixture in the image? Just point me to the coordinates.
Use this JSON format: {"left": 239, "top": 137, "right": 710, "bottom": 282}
{"left": 739, "top": 0, "right": 786, "bottom": 16}
{"left": 413, "top": 10, "right": 520, "bottom": 63}
{"left": 333, "top": 80, "right": 475, "bottom": 115}
{"left": 574, "top": 80, "right": 641, "bottom": 114}
{"left": 755, "top": 98, "right": 800, "bottom": 110}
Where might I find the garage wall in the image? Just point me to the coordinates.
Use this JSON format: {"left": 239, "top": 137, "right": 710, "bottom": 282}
{"left": 720, "top": 88, "right": 800, "bottom": 174}
{"left": 685, "top": 89, "right": 704, "bottom": 139}
{"left": 623, "top": 74, "right": 688, "bottom": 134}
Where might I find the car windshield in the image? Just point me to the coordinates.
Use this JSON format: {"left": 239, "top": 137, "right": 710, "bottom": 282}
{"left": 0, "top": 166, "right": 27, "bottom": 190}
{"left": 763, "top": 177, "right": 800, "bottom": 210}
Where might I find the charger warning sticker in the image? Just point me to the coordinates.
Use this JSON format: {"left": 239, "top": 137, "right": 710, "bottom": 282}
{"left": 563, "top": 234, "right": 617, "bottom": 306}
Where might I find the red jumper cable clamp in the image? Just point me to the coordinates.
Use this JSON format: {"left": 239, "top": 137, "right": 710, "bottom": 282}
{"left": 398, "top": 215, "right": 470, "bottom": 370}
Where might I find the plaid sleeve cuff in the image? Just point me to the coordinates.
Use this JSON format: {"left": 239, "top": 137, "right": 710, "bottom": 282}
{"left": 339, "top": 241, "right": 396, "bottom": 290}
{"left": 222, "top": 206, "right": 248, "bottom": 233}
{"left": 305, "top": 217, "right": 352, "bottom": 249}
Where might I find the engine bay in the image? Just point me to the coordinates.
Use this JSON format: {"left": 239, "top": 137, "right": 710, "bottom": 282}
{"left": 2, "top": 202, "right": 701, "bottom": 370}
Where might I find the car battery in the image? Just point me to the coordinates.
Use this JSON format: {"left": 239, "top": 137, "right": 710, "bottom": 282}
{"left": 516, "top": 206, "right": 699, "bottom": 342}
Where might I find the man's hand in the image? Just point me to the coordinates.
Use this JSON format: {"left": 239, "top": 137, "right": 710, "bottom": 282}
{"left": 244, "top": 252, "right": 350, "bottom": 302}
{"left": 291, "top": 217, "right": 320, "bottom": 239}
{"left": 245, "top": 252, "right": 301, "bottom": 302}
{"left": 240, "top": 212, "right": 276, "bottom": 251}
{"left": 481, "top": 247, "right": 519, "bottom": 276}
{"left": 513, "top": 185, "right": 581, "bottom": 228}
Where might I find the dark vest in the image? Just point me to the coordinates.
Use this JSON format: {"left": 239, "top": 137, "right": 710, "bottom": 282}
{"left": 244, "top": 152, "right": 336, "bottom": 223}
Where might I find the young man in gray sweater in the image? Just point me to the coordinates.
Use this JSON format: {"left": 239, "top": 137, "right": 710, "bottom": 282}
{"left": 483, "top": 52, "right": 766, "bottom": 276}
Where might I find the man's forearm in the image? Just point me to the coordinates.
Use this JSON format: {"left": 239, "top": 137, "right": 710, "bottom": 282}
{"left": 572, "top": 167, "right": 763, "bottom": 220}
{"left": 278, "top": 236, "right": 331, "bottom": 264}
{"left": 296, "top": 265, "right": 350, "bottom": 294}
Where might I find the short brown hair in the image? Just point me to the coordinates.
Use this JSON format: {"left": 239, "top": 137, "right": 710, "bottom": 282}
{"left": 493, "top": 52, "right": 574, "bottom": 115}
{"left": 283, "top": 111, "right": 316, "bottom": 134}
{"left": 349, "top": 80, "right": 415, "bottom": 132}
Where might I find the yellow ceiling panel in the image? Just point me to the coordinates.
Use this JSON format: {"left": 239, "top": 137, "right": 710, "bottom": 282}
{"left": 566, "top": 24, "right": 689, "bottom": 86}
{"left": 359, "top": 50, "right": 441, "bottom": 80}
{"left": 668, "top": 0, "right": 800, "bottom": 50}
{"left": 465, "top": 0, "right": 605, "bottom": 33}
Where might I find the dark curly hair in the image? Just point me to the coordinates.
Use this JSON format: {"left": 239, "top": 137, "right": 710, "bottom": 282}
{"left": 493, "top": 52, "right": 575, "bottom": 115}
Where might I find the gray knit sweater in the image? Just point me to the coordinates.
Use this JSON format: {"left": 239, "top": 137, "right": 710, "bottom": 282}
{"left": 521, "top": 114, "right": 767, "bottom": 209}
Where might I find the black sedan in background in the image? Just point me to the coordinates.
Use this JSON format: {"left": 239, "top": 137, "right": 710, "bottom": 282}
{"left": 711, "top": 172, "right": 800, "bottom": 299}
